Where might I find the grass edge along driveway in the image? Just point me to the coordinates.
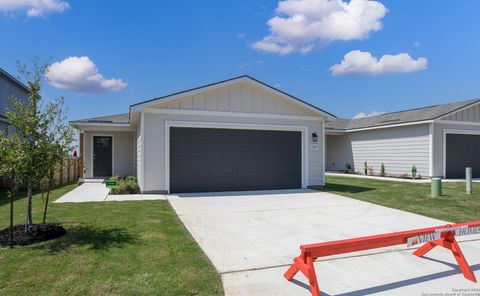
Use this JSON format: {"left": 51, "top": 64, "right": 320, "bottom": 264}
{"left": 0, "top": 183, "right": 223, "bottom": 296}
{"left": 323, "top": 175, "right": 480, "bottom": 223}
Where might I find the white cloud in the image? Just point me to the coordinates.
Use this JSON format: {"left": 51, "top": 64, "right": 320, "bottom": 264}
{"left": 330, "top": 50, "right": 428, "bottom": 76}
{"left": 353, "top": 110, "right": 385, "bottom": 119}
{"left": 0, "top": 0, "right": 70, "bottom": 17}
{"left": 46, "top": 56, "right": 127, "bottom": 94}
{"left": 413, "top": 42, "right": 420, "bottom": 47}
{"left": 251, "top": 0, "right": 387, "bottom": 55}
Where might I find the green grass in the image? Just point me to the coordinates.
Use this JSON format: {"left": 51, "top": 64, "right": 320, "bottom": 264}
{"left": 0, "top": 183, "right": 223, "bottom": 296}
{"left": 323, "top": 176, "right": 480, "bottom": 223}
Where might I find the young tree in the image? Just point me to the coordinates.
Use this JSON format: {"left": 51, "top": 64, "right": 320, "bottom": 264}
{"left": 40, "top": 99, "right": 74, "bottom": 223}
{"left": 0, "top": 133, "right": 22, "bottom": 247}
{"left": 2, "top": 59, "right": 73, "bottom": 232}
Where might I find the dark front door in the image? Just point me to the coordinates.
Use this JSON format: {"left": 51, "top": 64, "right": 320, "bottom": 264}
{"left": 170, "top": 127, "right": 302, "bottom": 193}
{"left": 446, "top": 134, "right": 480, "bottom": 178}
{"left": 93, "top": 136, "right": 112, "bottom": 177}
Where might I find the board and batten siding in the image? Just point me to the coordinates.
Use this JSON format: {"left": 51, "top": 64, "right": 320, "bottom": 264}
{"left": 0, "top": 73, "right": 28, "bottom": 117}
{"left": 150, "top": 82, "right": 319, "bottom": 117}
{"left": 431, "top": 122, "right": 480, "bottom": 177}
{"left": 327, "top": 124, "right": 431, "bottom": 177}
{"left": 432, "top": 103, "right": 480, "bottom": 177}
{"left": 84, "top": 131, "right": 135, "bottom": 178}
{"left": 142, "top": 112, "right": 324, "bottom": 193}
{"left": 442, "top": 103, "right": 480, "bottom": 122}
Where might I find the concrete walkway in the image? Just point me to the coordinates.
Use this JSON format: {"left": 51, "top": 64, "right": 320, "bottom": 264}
{"left": 54, "top": 183, "right": 166, "bottom": 203}
{"left": 168, "top": 190, "right": 480, "bottom": 295}
{"left": 55, "top": 183, "right": 110, "bottom": 203}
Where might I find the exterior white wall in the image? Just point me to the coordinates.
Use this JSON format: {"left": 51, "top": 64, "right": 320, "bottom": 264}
{"left": 84, "top": 130, "right": 135, "bottom": 178}
{"left": 432, "top": 122, "right": 480, "bottom": 177}
{"left": 151, "top": 82, "right": 319, "bottom": 117}
{"left": 327, "top": 124, "right": 431, "bottom": 177}
{"left": 326, "top": 135, "right": 354, "bottom": 172}
{"left": 142, "top": 112, "right": 324, "bottom": 193}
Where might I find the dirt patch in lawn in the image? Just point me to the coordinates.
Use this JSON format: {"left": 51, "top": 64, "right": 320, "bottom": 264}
{"left": 0, "top": 224, "right": 66, "bottom": 247}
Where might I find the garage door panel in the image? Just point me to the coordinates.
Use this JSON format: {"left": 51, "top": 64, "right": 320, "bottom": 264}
{"left": 170, "top": 127, "right": 302, "bottom": 193}
{"left": 446, "top": 134, "right": 480, "bottom": 178}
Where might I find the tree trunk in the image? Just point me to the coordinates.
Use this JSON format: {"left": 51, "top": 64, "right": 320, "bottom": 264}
{"left": 9, "top": 190, "right": 14, "bottom": 249}
{"left": 43, "top": 171, "right": 54, "bottom": 224}
{"left": 42, "top": 190, "right": 50, "bottom": 224}
{"left": 25, "top": 187, "right": 33, "bottom": 232}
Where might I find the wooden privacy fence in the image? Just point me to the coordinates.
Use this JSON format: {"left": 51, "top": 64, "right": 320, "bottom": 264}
{"left": 53, "top": 157, "right": 82, "bottom": 186}
{"left": 1, "top": 157, "right": 82, "bottom": 188}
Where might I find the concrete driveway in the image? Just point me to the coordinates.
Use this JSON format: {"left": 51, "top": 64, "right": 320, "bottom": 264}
{"left": 168, "top": 190, "right": 480, "bottom": 295}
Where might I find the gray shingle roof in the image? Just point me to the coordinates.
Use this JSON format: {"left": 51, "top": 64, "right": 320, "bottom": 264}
{"left": 73, "top": 113, "right": 130, "bottom": 124}
{"left": 326, "top": 98, "right": 480, "bottom": 131}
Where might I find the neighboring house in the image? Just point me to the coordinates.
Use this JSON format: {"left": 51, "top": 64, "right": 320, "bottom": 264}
{"left": 70, "top": 76, "right": 335, "bottom": 193}
{"left": 0, "top": 67, "right": 29, "bottom": 135}
{"left": 326, "top": 99, "right": 480, "bottom": 179}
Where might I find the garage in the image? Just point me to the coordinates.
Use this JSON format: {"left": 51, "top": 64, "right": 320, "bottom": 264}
{"left": 169, "top": 127, "right": 302, "bottom": 193}
{"left": 445, "top": 133, "right": 480, "bottom": 178}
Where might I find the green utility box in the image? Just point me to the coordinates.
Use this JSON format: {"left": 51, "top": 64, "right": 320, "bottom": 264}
{"left": 106, "top": 180, "right": 117, "bottom": 189}
{"left": 431, "top": 177, "right": 442, "bottom": 197}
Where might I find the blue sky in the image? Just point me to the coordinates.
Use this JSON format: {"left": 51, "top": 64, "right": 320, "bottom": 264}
{"left": 1, "top": 0, "right": 480, "bottom": 120}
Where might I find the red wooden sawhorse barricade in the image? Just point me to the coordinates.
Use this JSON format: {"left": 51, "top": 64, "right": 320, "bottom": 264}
{"left": 284, "top": 221, "right": 480, "bottom": 296}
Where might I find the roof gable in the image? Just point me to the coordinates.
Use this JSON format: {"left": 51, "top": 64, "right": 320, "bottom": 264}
{"left": 131, "top": 76, "right": 335, "bottom": 119}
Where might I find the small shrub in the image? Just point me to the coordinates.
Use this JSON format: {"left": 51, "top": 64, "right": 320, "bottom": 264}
{"left": 110, "top": 176, "right": 139, "bottom": 194}
{"left": 411, "top": 166, "right": 417, "bottom": 179}
{"left": 125, "top": 175, "right": 137, "bottom": 183}
{"left": 380, "top": 163, "right": 386, "bottom": 177}
{"left": 364, "top": 161, "right": 368, "bottom": 175}
{"left": 109, "top": 175, "right": 120, "bottom": 181}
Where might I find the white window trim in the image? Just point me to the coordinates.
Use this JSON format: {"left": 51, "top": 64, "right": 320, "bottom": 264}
{"left": 90, "top": 133, "right": 115, "bottom": 178}
{"left": 164, "top": 120, "right": 309, "bottom": 193}
{"left": 442, "top": 129, "right": 480, "bottom": 178}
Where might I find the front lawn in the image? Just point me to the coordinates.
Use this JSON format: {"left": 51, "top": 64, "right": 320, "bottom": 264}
{"left": 323, "top": 176, "right": 480, "bottom": 223}
{"left": 0, "top": 183, "right": 223, "bottom": 296}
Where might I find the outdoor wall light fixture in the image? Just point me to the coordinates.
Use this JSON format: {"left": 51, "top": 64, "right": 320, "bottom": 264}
{"left": 312, "top": 133, "right": 318, "bottom": 143}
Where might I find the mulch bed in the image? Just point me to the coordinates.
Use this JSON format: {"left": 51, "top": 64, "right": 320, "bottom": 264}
{"left": 0, "top": 224, "right": 66, "bottom": 247}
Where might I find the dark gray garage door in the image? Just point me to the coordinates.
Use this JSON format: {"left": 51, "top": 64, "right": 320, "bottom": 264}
{"left": 446, "top": 134, "right": 480, "bottom": 178}
{"left": 170, "top": 127, "right": 302, "bottom": 193}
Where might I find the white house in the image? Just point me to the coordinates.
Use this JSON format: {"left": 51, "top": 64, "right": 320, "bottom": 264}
{"left": 70, "top": 76, "right": 335, "bottom": 193}
{"left": 326, "top": 99, "right": 480, "bottom": 178}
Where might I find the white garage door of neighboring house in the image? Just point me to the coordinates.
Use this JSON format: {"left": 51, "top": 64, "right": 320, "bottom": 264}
{"left": 169, "top": 127, "right": 302, "bottom": 193}
{"left": 445, "top": 133, "right": 480, "bottom": 178}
